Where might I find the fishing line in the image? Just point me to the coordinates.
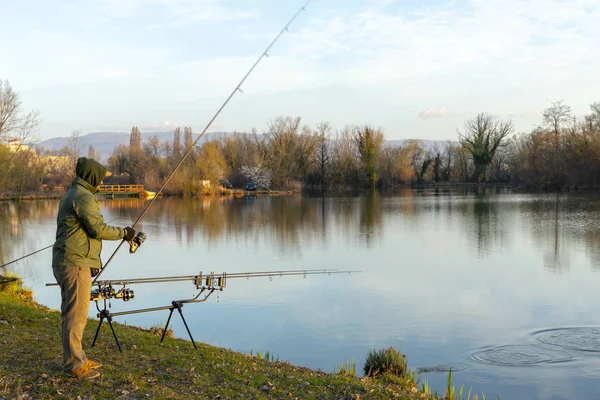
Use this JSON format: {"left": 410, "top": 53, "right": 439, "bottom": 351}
{"left": 93, "top": 0, "right": 313, "bottom": 283}
{"left": 0, "top": 217, "right": 121, "bottom": 270}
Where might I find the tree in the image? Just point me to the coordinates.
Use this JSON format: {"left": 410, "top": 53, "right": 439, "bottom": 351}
{"left": 459, "top": 113, "right": 514, "bottom": 182}
{"left": 0, "top": 80, "right": 40, "bottom": 142}
{"left": 240, "top": 165, "right": 272, "bottom": 189}
{"left": 65, "top": 129, "right": 81, "bottom": 178}
{"left": 330, "top": 126, "right": 360, "bottom": 186}
{"left": 88, "top": 145, "right": 96, "bottom": 160}
{"left": 195, "top": 141, "right": 229, "bottom": 185}
{"left": 264, "top": 116, "right": 320, "bottom": 187}
{"left": 184, "top": 127, "right": 193, "bottom": 150}
{"left": 542, "top": 100, "right": 573, "bottom": 155}
{"left": 0, "top": 80, "right": 41, "bottom": 192}
{"left": 129, "top": 126, "right": 142, "bottom": 150}
{"left": 172, "top": 127, "right": 182, "bottom": 164}
{"left": 314, "top": 121, "right": 331, "bottom": 185}
{"left": 354, "top": 125, "right": 385, "bottom": 188}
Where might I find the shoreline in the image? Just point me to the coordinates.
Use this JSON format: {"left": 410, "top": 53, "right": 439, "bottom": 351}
{"left": 0, "top": 279, "right": 452, "bottom": 400}
{"left": 0, "top": 189, "right": 298, "bottom": 202}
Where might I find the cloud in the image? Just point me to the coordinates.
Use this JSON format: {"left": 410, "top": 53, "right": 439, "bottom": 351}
{"left": 144, "top": 121, "right": 180, "bottom": 130}
{"left": 94, "top": 0, "right": 258, "bottom": 23}
{"left": 419, "top": 106, "right": 452, "bottom": 119}
{"left": 285, "top": 0, "right": 600, "bottom": 88}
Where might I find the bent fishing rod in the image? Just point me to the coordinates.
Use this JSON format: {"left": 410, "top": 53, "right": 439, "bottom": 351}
{"left": 92, "top": 0, "right": 313, "bottom": 283}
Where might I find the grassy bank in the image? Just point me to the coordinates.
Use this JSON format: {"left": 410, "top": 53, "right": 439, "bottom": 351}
{"left": 0, "top": 279, "right": 446, "bottom": 400}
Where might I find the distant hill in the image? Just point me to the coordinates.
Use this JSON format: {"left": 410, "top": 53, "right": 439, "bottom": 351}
{"left": 387, "top": 139, "right": 458, "bottom": 151}
{"left": 35, "top": 131, "right": 456, "bottom": 159}
{"left": 35, "top": 131, "right": 231, "bottom": 159}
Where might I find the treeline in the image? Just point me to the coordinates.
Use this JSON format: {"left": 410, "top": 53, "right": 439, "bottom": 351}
{"left": 107, "top": 117, "right": 476, "bottom": 195}
{"left": 60, "top": 99, "right": 600, "bottom": 194}
{"left": 4, "top": 77, "right": 600, "bottom": 196}
{"left": 507, "top": 101, "right": 600, "bottom": 189}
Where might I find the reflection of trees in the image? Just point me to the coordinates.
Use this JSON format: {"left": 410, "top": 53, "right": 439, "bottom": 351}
{"left": 519, "top": 193, "right": 571, "bottom": 273}
{"left": 0, "top": 200, "right": 60, "bottom": 272}
{"left": 543, "top": 194, "right": 570, "bottom": 273}
{"left": 451, "top": 188, "right": 509, "bottom": 258}
{"left": 471, "top": 196, "right": 499, "bottom": 257}
{"left": 8, "top": 191, "right": 600, "bottom": 276}
{"left": 359, "top": 190, "right": 382, "bottom": 247}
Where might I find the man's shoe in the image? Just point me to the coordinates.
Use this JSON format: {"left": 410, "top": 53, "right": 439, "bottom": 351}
{"left": 86, "top": 360, "right": 102, "bottom": 370}
{"left": 72, "top": 366, "right": 101, "bottom": 380}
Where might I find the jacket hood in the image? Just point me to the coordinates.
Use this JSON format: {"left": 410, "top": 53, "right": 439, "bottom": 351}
{"left": 75, "top": 157, "right": 107, "bottom": 189}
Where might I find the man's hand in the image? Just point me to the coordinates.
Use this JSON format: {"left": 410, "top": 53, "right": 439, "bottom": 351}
{"left": 124, "top": 227, "right": 136, "bottom": 242}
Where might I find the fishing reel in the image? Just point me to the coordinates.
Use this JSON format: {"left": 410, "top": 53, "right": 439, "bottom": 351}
{"left": 91, "top": 286, "right": 135, "bottom": 302}
{"left": 115, "top": 288, "right": 135, "bottom": 301}
{"left": 91, "top": 286, "right": 116, "bottom": 302}
{"left": 129, "top": 232, "right": 147, "bottom": 254}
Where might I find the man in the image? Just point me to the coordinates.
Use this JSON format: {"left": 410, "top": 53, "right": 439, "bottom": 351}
{"left": 52, "top": 157, "right": 135, "bottom": 380}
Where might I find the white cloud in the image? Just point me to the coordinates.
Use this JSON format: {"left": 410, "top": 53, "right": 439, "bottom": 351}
{"left": 419, "top": 106, "right": 452, "bottom": 119}
{"left": 285, "top": 0, "right": 600, "bottom": 89}
{"left": 4, "top": 0, "right": 600, "bottom": 139}
{"left": 94, "top": 0, "right": 258, "bottom": 23}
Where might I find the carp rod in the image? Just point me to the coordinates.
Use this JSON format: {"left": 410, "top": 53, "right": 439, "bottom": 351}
{"left": 45, "top": 268, "right": 359, "bottom": 288}
{"left": 73, "top": 267, "right": 362, "bottom": 352}
{"left": 92, "top": 0, "right": 313, "bottom": 284}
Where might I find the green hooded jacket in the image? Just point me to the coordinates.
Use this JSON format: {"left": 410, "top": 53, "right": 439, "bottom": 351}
{"left": 52, "top": 157, "right": 126, "bottom": 269}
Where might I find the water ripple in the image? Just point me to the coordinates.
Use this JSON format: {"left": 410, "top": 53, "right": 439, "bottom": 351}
{"left": 414, "top": 364, "right": 467, "bottom": 374}
{"left": 532, "top": 327, "right": 600, "bottom": 353}
{"left": 471, "top": 344, "right": 574, "bottom": 366}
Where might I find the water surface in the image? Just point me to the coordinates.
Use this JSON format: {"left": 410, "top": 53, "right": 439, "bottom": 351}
{"left": 3, "top": 189, "right": 600, "bottom": 399}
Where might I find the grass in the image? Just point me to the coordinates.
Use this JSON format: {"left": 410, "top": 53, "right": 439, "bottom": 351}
{"left": 334, "top": 360, "right": 357, "bottom": 377}
{"left": 364, "top": 346, "right": 407, "bottom": 378}
{"left": 144, "top": 324, "right": 174, "bottom": 338}
{"left": 0, "top": 280, "right": 447, "bottom": 400}
{"left": 439, "top": 369, "right": 500, "bottom": 400}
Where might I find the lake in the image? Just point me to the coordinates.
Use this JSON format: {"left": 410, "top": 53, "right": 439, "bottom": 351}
{"left": 3, "top": 188, "right": 600, "bottom": 399}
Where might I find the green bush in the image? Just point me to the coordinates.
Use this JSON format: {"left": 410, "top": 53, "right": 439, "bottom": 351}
{"left": 0, "top": 272, "right": 33, "bottom": 301}
{"left": 363, "top": 346, "right": 407, "bottom": 378}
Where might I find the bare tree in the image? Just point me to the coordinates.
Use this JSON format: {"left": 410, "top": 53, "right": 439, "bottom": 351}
{"left": 314, "top": 121, "right": 331, "bottom": 185}
{"left": 459, "top": 113, "right": 514, "bottom": 182}
{"left": 66, "top": 129, "right": 81, "bottom": 177}
{"left": 0, "top": 80, "right": 41, "bottom": 192}
{"left": 0, "top": 80, "right": 40, "bottom": 141}
{"left": 264, "top": 116, "right": 320, "bottom": 187}
{"left": 543, "top": 100, "right": 573, "bottom": 155}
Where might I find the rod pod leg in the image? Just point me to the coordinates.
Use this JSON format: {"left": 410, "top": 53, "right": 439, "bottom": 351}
{"left": 91, "top": 313, "right": 104, "bottom": 348}
{"left": 160, "top": 307, "right": 175, "bottom": 344}
{"left": 92, "top": 309, "right": 123, "bottom": 353}
{"left": 160, "top": 301, "right": 198, "bottom": 350}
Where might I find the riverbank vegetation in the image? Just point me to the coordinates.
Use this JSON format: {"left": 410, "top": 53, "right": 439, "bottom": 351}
{"left": 0, "top": 277, "right": 500, "bottom": 400}
{"left": 3, "top": 79, "right": 600, "bottom": 199}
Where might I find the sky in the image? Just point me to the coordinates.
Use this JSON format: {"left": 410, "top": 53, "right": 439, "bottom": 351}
{"left": 1, "top": 0, "right": 599, "bottom": 141}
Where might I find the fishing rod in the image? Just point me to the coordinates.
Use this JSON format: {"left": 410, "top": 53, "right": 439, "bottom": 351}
{"left": 92, "top": 0, "right": 313, "bottom": 283}
{"left": 78, "top": 268, "right": 361, "bottom": 352}
{"left": 45, "top": 268, "right": 351, "bottom": 288}
{"left": 0, "top": 218, "right": 121, "bottom": 270}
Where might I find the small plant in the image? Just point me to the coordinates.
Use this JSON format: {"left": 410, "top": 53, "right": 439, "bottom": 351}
{"left": 334, "top": 360, "right": 357, "bottom": 376}
{"left": 0, "top": 272, "right": 33, "bottom": 301}
{"left": 363, "top": 346, "right": 406, "bottom": 378}
{"left": 146, "top": 324, "right": 174, "bottom": 338}
{"left": 422, "top": 380, "right": 430, "bottom": 395}
{"left": 444, "top": 369, "right": 499, "bottom": 400}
